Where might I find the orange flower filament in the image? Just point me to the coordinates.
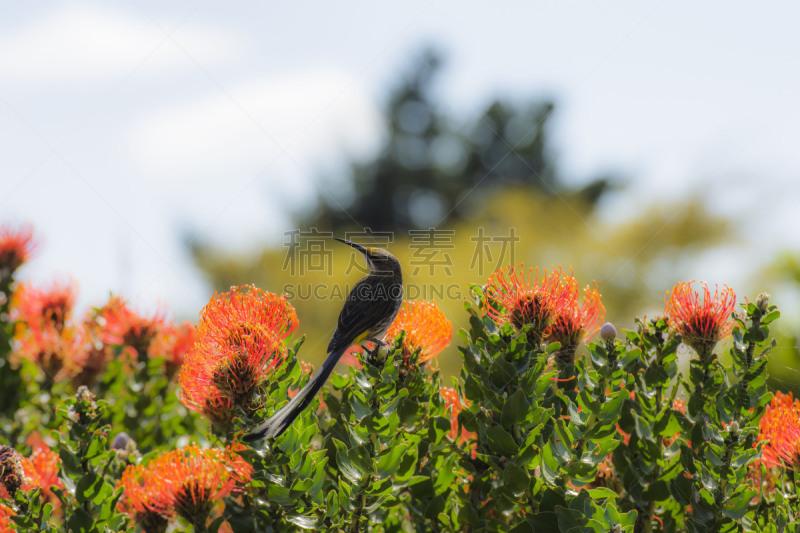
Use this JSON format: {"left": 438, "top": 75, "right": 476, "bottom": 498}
{"left": 95, "top": 296, "right": 166, "bottom": 361}
{"left": 118, "top": 444, "right": 251, "bottom": 530}
{"left": 383, "top": 300, "right": 452, "bottom": 364}
{"left": 0, "top": 443, "right": 61, "bottom": 503}
{"left": 149, "top": 321, "right": 198, "bottom": 370}
{"left": 180, "top": 286, "right": 297, "bottom": 423}
{"left": 546, "top": 276, "right": 605, "bottom": 360}
{"left": 757, "top": 391, "right": 800, "bottom": 469}
{"left": 672, "top": 398, "right": 687, "bottom": 415}
{"left": 0, "top": 224, "right": 35, "bottom": 279}
{"left": 484, "top": 264, "right": 574, "bottom": 345}
{"left": 665, "top": 281, "right": 736, "bottom": 359}
{"left": 11, "top": 278, "right": 88, "bottom": 381}
{"left": 440, "top": 387, "right": 476, "bottom": 444}
{"left": 0, "top": 502, "right": 13, "bottom": 532}
{"left": 197, "top": 285, "right": 298, "bottom": 345}
{"left": 13, "top": 278, "right": 77, "bottom": 332}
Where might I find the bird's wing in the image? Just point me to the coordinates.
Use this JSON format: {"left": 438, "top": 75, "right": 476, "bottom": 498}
{"left": 326, "top": 276, "right": 397, "bottom": 353}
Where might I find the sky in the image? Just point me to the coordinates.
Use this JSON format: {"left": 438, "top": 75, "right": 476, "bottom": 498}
{"left": 2, "top": 1, "right": 800, "bottom": 320}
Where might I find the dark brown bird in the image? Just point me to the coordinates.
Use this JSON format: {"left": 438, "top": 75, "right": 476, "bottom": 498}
{"left": 243, "top": 238, "right": 403, "bottom": 441}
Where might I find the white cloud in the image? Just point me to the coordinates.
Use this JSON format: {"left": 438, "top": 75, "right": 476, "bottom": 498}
{"left": 0, "top": 6, "right": 243, "bottom": 84}
{"left": 132, "top": 68, "right": 384, "bottom": 178}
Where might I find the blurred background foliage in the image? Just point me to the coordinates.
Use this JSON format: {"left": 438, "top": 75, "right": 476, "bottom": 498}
{"left": 189, "top": 47, "right": 800, "bottom": 389}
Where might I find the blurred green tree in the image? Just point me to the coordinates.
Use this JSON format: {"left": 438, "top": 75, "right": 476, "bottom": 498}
{"left": 305, "top": 48, "right": 611, "bottom": 232}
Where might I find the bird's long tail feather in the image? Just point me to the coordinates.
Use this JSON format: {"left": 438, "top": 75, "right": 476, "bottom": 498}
{"left": 242, "top": 345, "right": 347, "bottom": 442}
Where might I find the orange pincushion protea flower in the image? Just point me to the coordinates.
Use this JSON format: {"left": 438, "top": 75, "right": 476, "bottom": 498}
{"left": 0, "top": 446, "right": 28, "bottom": 499}
{"left": 13, "top": 322, "right": 89, "bottom": 382}
{"left": 757, "top": 391, "right": 800, "bottom": 469}
{"left": 150, "top": 321, "right": 198, "bottom": 372}
{"left": 180, "top": 329, "right": 287, "bottom": 423}
{"left": 197, "top": 285, "right": 298, "bottom": 345}
{"left": 13, "top": 278, "right": 78, "bottom": 332}
{"left": 484, "top": 265, "right": 574, "bottom": 345}
{"left": 11, "top": 278, "right": 89, "bottom": 381}
{"left": 0, "top": 502, "right": 13, "bottom": 533}
{"left": 0, "top": 443, "right": 61, "bottom": 505}
{"left": 180, "top": 286, "right": 297, "bottom": 423}
{"left": 665, "top": 281, "right": 736, "bottom": 359}
{"left": 672, "top": 398, "right": 687, "bottom": 415}
{"left": 28, "top": 444, "right": 62, "bottom": 504}
{"left": 383, "top": 300, "right": 452, "bottom": 364}
{"left": 94, "top": 296, "right": 166, "bottom": 362}
{"left": 440, "top": 387, "right": 476, "bottom": 444}
{"left": 0, "top": 224, "right": 35, "bottom": 279}
{"left": 545, "top": 276, "right": 605, "bottom": 363}
{"left": 118, "top": 444, "right": 250, "bottom": 530}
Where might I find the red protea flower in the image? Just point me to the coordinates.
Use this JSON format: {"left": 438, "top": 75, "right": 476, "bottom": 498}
{"left": 118, "top": 444, "right": 249, "bottom": 531}
{"left": 484, "top": 264, "right": 574, "bottom": 345}
{"left": 383, "top": 300, "right": 452, "bottom": 365}
{"left": 440, "top": 387, "right": 476, "bottom": 444}
{"left": 665, "top": 281, "right": 736, "bottom": 359}
{"left": 180, "top": 287, "right": 296, "bottom": 424}
{"left": 94, "top": 296, "right": 166, "bottom": 362}
{"left": 545, "top": 276, "right": 605, "bottom": 364}
{"left": 0, "top": 224, "right": 35, "bottom": 280}
{"left": 757, "top": 391, "right": 800, "bottom": 469}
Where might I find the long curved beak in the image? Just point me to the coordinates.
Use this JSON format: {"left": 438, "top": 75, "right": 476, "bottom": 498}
{"left": 334, "top": 237, "right": 367, "bottom": 255}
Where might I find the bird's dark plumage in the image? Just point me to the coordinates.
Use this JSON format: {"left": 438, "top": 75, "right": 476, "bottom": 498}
{"left": 242, "top": 238, "right": 402, "bottom": 442}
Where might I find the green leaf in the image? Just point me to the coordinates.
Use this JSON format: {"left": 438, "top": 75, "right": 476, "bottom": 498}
{"left": 333, "top": 439, "right": 362, "bottom": 484}
{"left": 487, "top": 425, "right": 519, "bottom": 456}
{"left": 75, "top": 471, "right": 104, "bottom": 504}
{"left": 670, "top": 474, "right": 693, "bottom": 505}
{"left": 599, "top": 391, "right": 626, "bottom": 423}
{"left": 501, "top": 389, "right": 530, "bottom": 428}
{"left": 633, "top": 412, "right": 653, "bottom": 442}
{"left": 540, "top": 444, "right": 560, "bottom": 484}
{"left": 376, "top": 443, "right": 408, "bottom": 477}
{"left": 644, "top": 480, "right": 670, "bottom": 502}
{"left": 502, "top": 461, "right": 530, "bottom": 495}
{"left": 428, "top": 416, "right": 452, "bottom": 444}
{"left": 395, "top": 446, "right": 418, "bottom": 481}
{"left": 66, "top": 509, "right": 95, "bottom": 532}
{"left": 723, "top": 488, "right": 758, "bottom": 520}
{"left": 761, "top": 309, "right": 780, "bottom": 325}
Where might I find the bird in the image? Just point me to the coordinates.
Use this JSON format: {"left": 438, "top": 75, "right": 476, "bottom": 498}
{"left": 242, "top": 237, "right": 403, "bottom": 441}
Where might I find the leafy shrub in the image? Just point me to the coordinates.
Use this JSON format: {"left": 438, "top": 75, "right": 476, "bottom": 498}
{"left": 0, "top": 225, "right": 795, "bottom": 532}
